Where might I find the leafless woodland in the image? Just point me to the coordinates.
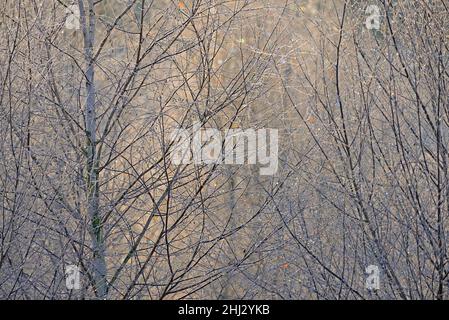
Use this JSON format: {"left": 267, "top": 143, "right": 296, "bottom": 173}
{"left": 0, "top": 0, "right": 448, "bottom": 299}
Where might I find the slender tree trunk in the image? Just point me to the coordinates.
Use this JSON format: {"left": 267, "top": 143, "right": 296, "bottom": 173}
{"left": 221, "top": 171, "right": 236, "bottom": 299}
{"left": 80, "top": 0, "right": 107, "bottom": 299}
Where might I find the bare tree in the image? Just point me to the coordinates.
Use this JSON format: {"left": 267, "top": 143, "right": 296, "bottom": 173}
{"left": 1, "top": 0, "right": 447, "bottom": 300}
